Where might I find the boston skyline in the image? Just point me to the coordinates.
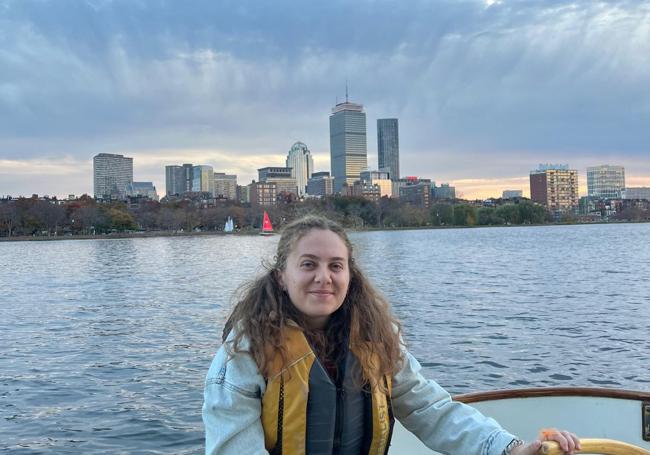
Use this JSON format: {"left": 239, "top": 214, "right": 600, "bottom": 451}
{"left": 1, "top": 1, "right": 649, "bottom": 199}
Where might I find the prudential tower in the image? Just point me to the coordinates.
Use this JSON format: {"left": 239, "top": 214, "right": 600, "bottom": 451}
{"left": 329, "top": 95, "right": 367, "bottom": 193}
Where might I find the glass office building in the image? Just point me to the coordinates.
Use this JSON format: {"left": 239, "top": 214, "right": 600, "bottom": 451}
{"left": 377, "top": 118, "right": 399, "bottom": 181}
{"left": 587, "top": 165, "right": 625, "bottom": 199}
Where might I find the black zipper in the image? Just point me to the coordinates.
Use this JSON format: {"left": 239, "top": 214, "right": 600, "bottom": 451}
{"left": 332, "top": 385, "right": 345, "bottom": 454}
{"left": 332, "top": 346, "right": 348, "bottom": 455}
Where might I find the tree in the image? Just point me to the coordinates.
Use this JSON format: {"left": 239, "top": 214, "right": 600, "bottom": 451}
{"left": 105, "top": 207, "right": 136, "bottom": 231}
{"left": 39, "top": 202, "right": 67, "bottom": 236}
{"left": 72, "top": 206, "right": 102, "bottom": 234}
{"left": 431, "top": 203, "right": 453, "bottom": 226}
{"left": 0, "top": 203, "right": 18, "bottom": 237}
{"left": 159, "top": 207, "right": 185, "bottom": 231}
{"left": 495, "top": 204, "right": 519, "bottom": 224}
{"left": 478, "top": 207, "right": 504, "bottom": 225}
{"left": 453, "top": 205, "right": 477, "bottom": 226}
{"left": 516, "top": 201, "right": 545, "bottom": 224}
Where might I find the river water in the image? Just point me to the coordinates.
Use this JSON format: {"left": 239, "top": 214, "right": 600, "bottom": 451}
{"left": 1, "top": 223, "right": 649, "bottom": 453}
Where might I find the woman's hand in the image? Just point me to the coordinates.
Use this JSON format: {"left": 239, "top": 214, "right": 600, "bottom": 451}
{"left": 510, "top": 428, "right": 581, "bottom": 455}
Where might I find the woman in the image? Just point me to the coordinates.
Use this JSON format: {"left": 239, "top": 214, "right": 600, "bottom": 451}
{"left": 203, "top": 215, "right": 580, "bottom": 455}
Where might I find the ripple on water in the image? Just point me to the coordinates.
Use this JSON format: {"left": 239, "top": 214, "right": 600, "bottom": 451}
{"left": 2, "top": 226, "right": 650, "bottom": 452}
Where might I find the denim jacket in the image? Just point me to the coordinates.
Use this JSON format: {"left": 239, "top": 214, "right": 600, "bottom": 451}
{"left": 202, "top": 334, "right": 518, "bottom": 455}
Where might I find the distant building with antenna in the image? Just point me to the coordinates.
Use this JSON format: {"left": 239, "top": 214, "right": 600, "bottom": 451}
{"left": 329, "top": 86, "right": 367, "bottom": 193}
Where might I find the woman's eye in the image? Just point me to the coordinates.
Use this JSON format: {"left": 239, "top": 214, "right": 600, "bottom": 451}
{"left": 331, "top": 263, "right": 343, "bottom": 271}
{"left": 300, "top": 261, "right": 314, "bottom": 268}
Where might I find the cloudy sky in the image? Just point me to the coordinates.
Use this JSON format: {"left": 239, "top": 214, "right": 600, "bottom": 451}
{"left": 1, "top": 0, "right": 649, "bottom": 199}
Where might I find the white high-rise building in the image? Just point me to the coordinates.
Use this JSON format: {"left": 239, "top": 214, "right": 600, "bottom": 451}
{"left": 587, "top": 165, "right": 625, "bottom": 199}
{"left": 285, "top": 142, "right": 313, "bottom": 197}
{"left": 93, "top": 153, "right": 133, "bottom": 200}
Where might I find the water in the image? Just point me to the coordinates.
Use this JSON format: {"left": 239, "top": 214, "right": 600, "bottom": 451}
{"left": 1, "top": 224, "right": 649, "bottom": 453}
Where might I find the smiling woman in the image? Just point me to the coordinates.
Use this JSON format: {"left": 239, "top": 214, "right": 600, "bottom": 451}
{"left": 277, "top": 229, "right": 351, "bottom": 329}
{"left": 202, "top": 215, "right": 580, "bottom": 455}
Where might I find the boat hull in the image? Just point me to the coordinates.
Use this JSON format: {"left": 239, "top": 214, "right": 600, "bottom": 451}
{"left": 390, "top": 388, "right": 650, "bottom": 453}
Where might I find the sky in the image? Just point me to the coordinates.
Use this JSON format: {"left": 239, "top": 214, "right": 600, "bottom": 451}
{"left": 1, "top": 0, "right": 649, "bottom": 199}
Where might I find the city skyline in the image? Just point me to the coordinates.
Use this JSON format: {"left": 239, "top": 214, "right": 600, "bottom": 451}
{"left": 1, "top": 1, "right": 650, "bottom": 199}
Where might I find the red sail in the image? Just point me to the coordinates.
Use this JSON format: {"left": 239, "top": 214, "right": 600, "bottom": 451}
{"left": 262, "top": 211, "right": 273, "bottom": 232}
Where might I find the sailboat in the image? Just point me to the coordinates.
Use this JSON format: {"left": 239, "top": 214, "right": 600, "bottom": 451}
{"left": 259, "top": 211, "right": 274, "bottom": 236}
{"left": 224, "top": 216, "right": 234, "bottom": 233}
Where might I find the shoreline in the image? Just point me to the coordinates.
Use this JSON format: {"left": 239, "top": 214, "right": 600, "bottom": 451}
{"left": 1, "top": 220, "right": 647, "bottom": 243}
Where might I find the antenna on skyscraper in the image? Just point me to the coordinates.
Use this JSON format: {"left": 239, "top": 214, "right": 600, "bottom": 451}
{"left": 345, "top": 79, "right": 349, "bottom": 103}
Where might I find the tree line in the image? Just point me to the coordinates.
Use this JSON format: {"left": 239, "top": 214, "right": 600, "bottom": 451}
{"left": 0, "top": 194, "right": 645, "bottom": 238}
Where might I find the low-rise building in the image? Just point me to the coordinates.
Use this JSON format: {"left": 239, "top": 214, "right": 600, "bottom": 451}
{"left": 127, "top": 182, "right": 159, "bottom": 201}
{"left": 214, "top": 173, "right": 237, "bottom": 200}
{"left": 360, "top": 170, "right": 392, "bottom": 197}
{"left": 342, "top": 181, "right": 381, "bottom": 203}
{"left": 502, "top": 189, "right": 523, "bottom": 199}
{"left": 400, "top": 180, "right": 431, "bottom": 208}
{"left": 622, "top": 187, "right": 650, "bottom": 200}
{"left": 249, "top": 181, "right": 277, "bottom": 207}
{"left": 258, "top": 167, "right": 297, "bottom": 196}
{"left": 432, "top": 183, "right": 456, "bottom": 200}
{"left": 306, "top": 171, "right": 334, "bottom": 197}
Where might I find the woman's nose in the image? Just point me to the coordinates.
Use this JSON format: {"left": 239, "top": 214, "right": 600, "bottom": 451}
{"left": 314, "top": 266, "right": 332, "bottom": 284}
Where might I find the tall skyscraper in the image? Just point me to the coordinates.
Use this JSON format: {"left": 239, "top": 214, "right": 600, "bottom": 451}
{"left": 587, "top": 165, "right": 625, "bottom": 199}
{"left": 377, "top": 118, "right": 399, "bottom": 181}
{"left": 93, "top": 153, "right": 133, "bottom": 200}
{"left": 329, "top": 99, "right": 367, "bottom": 193}
{"left": 286, "top": 142, "right": 314, "bottom": 197}
{"left": 530, "top": 164, "right": 579, "bottom": 213}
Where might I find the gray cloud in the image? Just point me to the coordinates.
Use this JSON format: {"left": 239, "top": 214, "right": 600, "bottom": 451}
{"left": 1, "top": 0, "right": 649, "bottom": 197}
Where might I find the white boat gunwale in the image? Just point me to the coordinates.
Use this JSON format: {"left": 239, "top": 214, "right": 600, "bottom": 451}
{"left": 390, "top": 386, "right": 650, "bottom": 453}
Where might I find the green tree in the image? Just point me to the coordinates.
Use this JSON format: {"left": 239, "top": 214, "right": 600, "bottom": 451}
{"left": 516, "top": 201, "right": 545, "bottom": 224}
{"left": 478, "top": 207, "right": 504, "bottom": 225}
{"left": 106, "top": 207, "right": 136, "bottom": 231}
{"left": 453, "top": 205, "right": 477, "bottom": 226}
{"left": 495, "top": 204, "right": 520, "bottom": 224}
{"left": 431, "top": 203, "right": 453, "bottom": 226}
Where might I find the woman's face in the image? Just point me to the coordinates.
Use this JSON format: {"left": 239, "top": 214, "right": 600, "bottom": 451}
{"left": 279, "top": 229, "right": 351, "bottom": 329}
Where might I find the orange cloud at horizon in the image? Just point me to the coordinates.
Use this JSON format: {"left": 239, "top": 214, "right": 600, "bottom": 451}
{"left": 453, "top": 175, "right": 650, "bottom": 200}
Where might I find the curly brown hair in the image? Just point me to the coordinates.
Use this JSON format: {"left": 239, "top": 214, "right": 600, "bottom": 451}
{"left": 223, "top": 215, "right": 403, "bottom": 390}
